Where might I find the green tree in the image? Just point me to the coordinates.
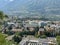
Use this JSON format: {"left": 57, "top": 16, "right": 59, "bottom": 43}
{"left": 56, "top": 36, "right": 60, "bottom": 45}
{"left": 0, "top": 11, "right": 8, "bottom": 20}
{"left": 0, "top": 11, "right": 4, "bottom": 20}
{"left": 0, "top": 33, "right": 6, "bottom": 45}
{"left": 4, "top": 15, "right": 9, "bottom": 18}
{"left": 0, "top": 33, "right": 14, "bottom": 45}
{"left": 35, "top": 32, "right": 40, "bottom": 38}
{"left": 40, "top": 35, "right": 47, "bottom": 38}
{"left": 13, "top": 35, "right": 22, "bottom": 43}
{"left": 35, "top": 26, "right": 39, "bottom": 32}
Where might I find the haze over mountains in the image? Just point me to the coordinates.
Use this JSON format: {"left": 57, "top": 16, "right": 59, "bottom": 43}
{"left": 0, "top": 0, "right": 60, "bottom": 17}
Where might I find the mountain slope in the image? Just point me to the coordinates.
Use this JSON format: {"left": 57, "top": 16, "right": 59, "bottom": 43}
{"left": 0, "top": 0, "right": 60, "bottom": 16}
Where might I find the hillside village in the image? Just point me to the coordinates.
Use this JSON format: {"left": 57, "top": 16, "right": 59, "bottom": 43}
{"left": 0, "top": 0, "right": 60, "bottom": 45}
{"left": 0, "top": 15, "right": 60, "bottom": 45}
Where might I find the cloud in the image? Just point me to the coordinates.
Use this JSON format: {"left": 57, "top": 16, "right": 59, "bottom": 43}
{"left": 9, "top": 0, "right": 14, "bottom": 2}
{"left": 5, "top": 0, "right": 14, "bottom": 2}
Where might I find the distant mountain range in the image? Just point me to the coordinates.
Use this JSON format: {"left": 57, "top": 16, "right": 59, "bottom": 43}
{"left": 0, "top": 0, "right": 60, "bottom": 17}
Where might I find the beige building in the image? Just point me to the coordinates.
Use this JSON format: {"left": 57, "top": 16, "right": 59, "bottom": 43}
{"left": 11, "top": 28, "right": 24, "bottom": 32}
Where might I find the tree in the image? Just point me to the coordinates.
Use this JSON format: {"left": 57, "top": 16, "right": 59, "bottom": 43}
{"left": 35, "top": 32, "right": 40, "bottom": 38}
{"left": 13, "top": 35, "right": 22, "bottom": 43}
{"left": 0, "top": 11, "right": 8, "bottom": 20}
{"left": 40, "top": 35, "right": 47, "bottom": 38}
{"left": 0, "top": 33, "right": 6, "bottom": 45}
{"left": 0, "top": 33, "right": 13, "bottom": 45}
{"left": 6, "top": 30, "right": 15, "bottom": 35}
{"left": 4, "top": 15, "right": 9, "bottom": 18}
{"left": 35, "top": 26, "right": 39, "bottom": 32}
{"left": 0, "top": 11, "right": 4, "bottom": 20}
{"left": 56, "top": 36, "right": 60, "bottom": 45}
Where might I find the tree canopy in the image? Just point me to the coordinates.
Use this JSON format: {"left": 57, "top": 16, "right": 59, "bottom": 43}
{"left": 0, "top": 11, "right": 8, "bottom": 20}
{"left": 0, "top": 11, "right": 4, "bottom": 20}
{"left": 0, "top": 33, "right": 6, "bottom": 45}
{"left": 56, "top": 36, "right": 60, "bottom": 45}
{"left": 0, "top": 33, "right": 14, "bottom": 45}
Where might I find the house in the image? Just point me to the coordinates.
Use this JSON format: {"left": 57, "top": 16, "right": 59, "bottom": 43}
{"left": 45, "top": 24, "right": 60, "bottom": 32}
{"left": 38, "top": 28, "right": 45, "bottom": 35}
{"left": 11, "top": 27, "right": 24, "bottom": 32}
{"left": 44, "top": 25, "right": 55, "bottom": 32}
{"left": 24, "top": 23, "right": 38, "bottom": 31}
{"left": 44, "top": 24, "right": 60, "bottom": 36}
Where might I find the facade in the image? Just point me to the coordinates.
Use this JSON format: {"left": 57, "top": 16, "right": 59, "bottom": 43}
{"left": 19, "top": 36, "right": 57, "bottom": 45}
{"left": 38, "top": 28, "right": 45, "bottom": 35}
{"left": 44, "top": 24, "right": 60, "bottom": 34}
{"left": 11, "top": 28, "right": 23, "bottom": 32}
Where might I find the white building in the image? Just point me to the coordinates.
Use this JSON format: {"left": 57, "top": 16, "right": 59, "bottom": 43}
{"left": 19, "top": 36, "right": 57, "bottom": 45}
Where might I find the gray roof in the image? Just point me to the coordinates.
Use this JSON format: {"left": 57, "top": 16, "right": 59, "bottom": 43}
{"left": 24, "top": 24, "right": 38, "bottom": 27}
{"left": 39, "top": 28, "right": 44, "bottom": 31}
{"left": 19, "top": 36, "right": 57, "bottom": 45}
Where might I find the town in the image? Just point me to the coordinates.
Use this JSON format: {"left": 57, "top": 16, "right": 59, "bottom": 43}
{"left": 0, "top": 14, "right": 60, "bottom": 45}
{"left": 0, "top": 0, "right": 60, "bottom": 45}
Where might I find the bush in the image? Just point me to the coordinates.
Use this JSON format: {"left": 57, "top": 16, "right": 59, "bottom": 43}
{"left": 40, "top": 35, "right": 47, "bottom": 38}
{"left": 35, "top": 32, "right": 40, "bottom": 38}
{"left": 6, "top": 31, "right": 15, "bottom": 35}
{"left": 56, "top": 36, "right": 60, "bottom": 45}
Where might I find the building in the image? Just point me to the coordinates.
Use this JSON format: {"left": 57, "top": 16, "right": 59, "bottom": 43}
{"left": 23, "top": 23, "right": 38, "bottom": 31}
{"left": 44, "top": 24, "right": 60, "bottom": 33}
{"left": 19, "top": 36, "right": 57, "bottom": 45}
{"left": 11, "top": 28, "right": 23, "bottom": 32}
{"left": 38, "top": 28, "right": 45, "bottom": 35}
{"left": 39, "top": 21, "right": 47, "bottom": 28}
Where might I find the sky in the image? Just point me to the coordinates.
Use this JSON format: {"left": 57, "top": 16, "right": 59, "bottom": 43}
{"left": 5, "top": 0, "right": 14, "bottom": 1}
{"left": 0, "top": 0, "right": 14, "bottom": 9}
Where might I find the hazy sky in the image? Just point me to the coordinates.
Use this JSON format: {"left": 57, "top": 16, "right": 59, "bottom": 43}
{"left": 0, "top": 0, "right": 14, "bottom": 8}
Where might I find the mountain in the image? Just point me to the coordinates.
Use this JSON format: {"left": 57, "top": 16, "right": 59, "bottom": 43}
{"left": 0, "top": 0, "right": 60, "bottom": 16}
